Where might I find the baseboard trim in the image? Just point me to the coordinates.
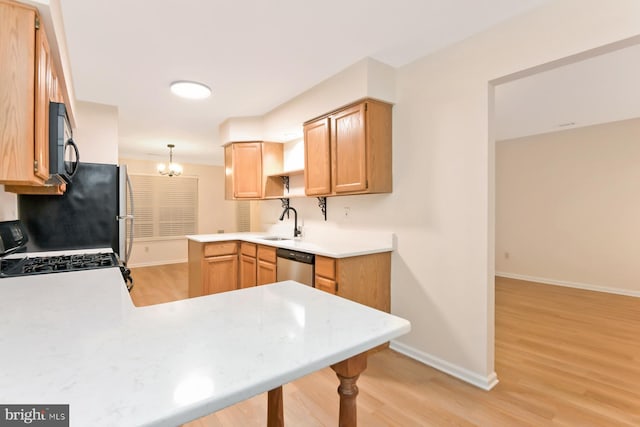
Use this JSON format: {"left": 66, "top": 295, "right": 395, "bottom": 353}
{"left": 390, "top": 340, "right": 499, "bottom": 391}
{"left": 496, "top": 272, "right": 640, "bottom": 298}
{"left": 128, "top": 259, "right": 188, "bottom": 268}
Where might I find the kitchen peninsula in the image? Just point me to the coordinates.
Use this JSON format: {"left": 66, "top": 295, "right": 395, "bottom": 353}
{"left": 0, "top": 267, "right": 410, "bottom": 426}
{"left": 187, "top": 232, "right": 393, "bottom": 312}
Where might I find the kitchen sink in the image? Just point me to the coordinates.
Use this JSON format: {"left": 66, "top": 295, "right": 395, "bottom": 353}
{"left": 259, "top": 236, "right": 292, "bottom": 241}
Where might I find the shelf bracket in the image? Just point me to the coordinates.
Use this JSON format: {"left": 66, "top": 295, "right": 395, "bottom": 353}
{"left": 280, "top": 198, "right": 290, "bottom": 219}
{"left": 280, "top": 176, "right": 290, "bottom": 193}
{"left": 317, "top": 197, "right": 327, "bottom": 221}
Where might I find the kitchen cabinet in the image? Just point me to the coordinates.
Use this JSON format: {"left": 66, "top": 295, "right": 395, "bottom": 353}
{"left": 257, "top": 245, "right": 277, "bottom": 285}
{"left": 188, "top": 240, "right": 239, "bottom": 297}
{"left": 314, "top": 255, "right": 337, "bottom": 294}
{"left": 314, "top": 253, "right": 390, "bottom": 313}
{"left": 304, "top": 118, "right": 331, "bottom": 196}
{"left": 188, "top": 241, "right": 280, "bottom": 296}
{"left": 0, "top": 0, "right": 66, "bottom": 192}
{"left": 224, "top": 141, "right": 283, "bottom": 200}
{"left": 239, "top": 242, "right": 257, "bottom": 288}
{"left": 203, "top": 254, "right": 238, "bottom": 295}
{"left": 303, "top": 98, "right": 392, "bottom": 196}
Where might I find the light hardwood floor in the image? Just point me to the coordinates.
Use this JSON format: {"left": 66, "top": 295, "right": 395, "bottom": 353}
{"left": 129, "top": 265, "right": 640, "bottom": 426}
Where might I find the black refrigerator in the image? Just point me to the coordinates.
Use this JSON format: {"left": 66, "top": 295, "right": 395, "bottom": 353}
{"left": 17, "top": 162, "right": 134, "bottom": 264}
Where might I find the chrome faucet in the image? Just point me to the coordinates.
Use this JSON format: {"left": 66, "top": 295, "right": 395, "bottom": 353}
{"left": 279, "top": 206, "right": 301, "bottom": 238}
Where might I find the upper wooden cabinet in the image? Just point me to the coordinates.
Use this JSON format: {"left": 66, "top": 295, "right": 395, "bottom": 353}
{"left": 304, "top": 118, "right": 331, "bottom": 196}
{"left": 224, "top": 141, "right": 283, "bottom": 200}
{"left": 303, "top": 98, "right": 392, "bottom": 196}
{"left": 0, "top": 0, "right": 64, "bottom": 189}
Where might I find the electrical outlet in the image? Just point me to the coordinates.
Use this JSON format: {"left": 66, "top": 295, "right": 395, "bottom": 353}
{"left": 344, "top": 207, "right": 350, "bottom": 218}
{"left": 504, "top": 252, "right": 510, "bottom": 259}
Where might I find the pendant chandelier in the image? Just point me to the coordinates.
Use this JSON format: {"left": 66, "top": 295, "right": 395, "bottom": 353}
{"left": 157, "top": 144, "right": 183, "bottom": 177}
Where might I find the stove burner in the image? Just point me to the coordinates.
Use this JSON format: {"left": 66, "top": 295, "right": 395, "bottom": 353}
{"left": 1, "top": 252, "right": 119, "bottom": 277}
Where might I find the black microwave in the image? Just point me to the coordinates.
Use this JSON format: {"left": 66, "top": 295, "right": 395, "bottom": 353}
{"left": 49, "top": 102, "right": 79, "bottom": 184}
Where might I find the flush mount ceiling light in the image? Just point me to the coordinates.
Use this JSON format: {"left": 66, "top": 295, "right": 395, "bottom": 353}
{"left": 157, "top": 144, "right": 183, "bottom": 177}
{"left": 170, "top": 80, "right": 211, "bottom": 99}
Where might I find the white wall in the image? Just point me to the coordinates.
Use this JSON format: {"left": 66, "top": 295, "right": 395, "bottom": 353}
{"left": 73, "top": 101, "right": 119, "bottom": 164}
{"left": 119, "top": 157, "right": 238, "bottom": 267}
{"left": 248, "top": 0, "right": 640, "bottom": 389}
{"left": 219, "top": 116, "right": 264, "bottom": 145}
{"left": 496, "top": 118, "right": 640, "bottom": 296}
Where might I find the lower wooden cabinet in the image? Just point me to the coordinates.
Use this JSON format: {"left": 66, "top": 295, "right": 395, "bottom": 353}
{"left": 188, "top": 240, "right": 279, "bottom": 297}
{"left": 189, "top": 240, "right": 239, "bottom": 297}
{"left": 315, "top": 253, "right": 390, "bottom": 313}
{"left": 315, "top": 255, "right": 337, "bottom": 294}
{"left": 257, "top": 245, "right": 277, "bottom": 285}
{"left": 188, "top": 240, "right": 390, "bottom": 310}
{"left": 239, "top": 242, "right": 257, "bottom": 288}
{"left": 314, "top": 275, "right": 337, "bottom": 295}
{"left": 203, "top": 254, "right": 238, "bottom": 294}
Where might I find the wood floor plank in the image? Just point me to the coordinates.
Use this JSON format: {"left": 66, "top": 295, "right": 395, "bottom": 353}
{"left": 129, "top": 265, "right": 640, "bottom": 426}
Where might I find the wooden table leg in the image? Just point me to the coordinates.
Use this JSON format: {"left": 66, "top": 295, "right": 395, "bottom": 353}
{"left": 267, "top": 386, "right": 284, "bottom": 427}
{"left": 330, "top": 353, "right": 368, "bottom": 427}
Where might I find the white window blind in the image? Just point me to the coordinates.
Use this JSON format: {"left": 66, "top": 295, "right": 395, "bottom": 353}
{"left": 237, "top": 201, "right": 250, "bottom": 232}
{"left": 128, "top": 174, "right": 198, "bottom": 240}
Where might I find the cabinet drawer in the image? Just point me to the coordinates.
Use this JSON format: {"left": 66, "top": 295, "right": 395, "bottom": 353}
{"left": 315, "top": 276, "right": 337, "bottom": 295}
{"left": 204, "top": 242, "right": 238, "bottom": 257}
{"left": 315, "top": 255, "right": 335, "bottom": 280}
{"left": 240, "top": 242, "right": 257, "bottom": 257}
{"left": 257, "top": 245, "right": 277, "bottom": 263}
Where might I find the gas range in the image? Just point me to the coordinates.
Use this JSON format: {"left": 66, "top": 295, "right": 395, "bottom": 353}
{"left": 0, "top": 252, "right": 119, "bottom": 277}
{"left": 0, "top": 251, "right": 134, "bottom": 292}
{"left": 0, "top": 220, "right": 133, "bottom": 290}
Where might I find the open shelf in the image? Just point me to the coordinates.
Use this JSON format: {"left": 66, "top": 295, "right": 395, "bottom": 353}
{"left": 264, "top": 169, "right": 305, "bottom": 198}
{"left": 267, "top": 169, "right": 304, "bottom": 178}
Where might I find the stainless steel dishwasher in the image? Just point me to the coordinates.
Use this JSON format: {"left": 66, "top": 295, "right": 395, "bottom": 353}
{"left": 276, "top": 248, "right": 315, "bottom": 286}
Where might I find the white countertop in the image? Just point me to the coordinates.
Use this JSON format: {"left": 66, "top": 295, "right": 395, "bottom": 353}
{"left": 186, "top": 232, "right": 394, "bottom": 258}
{"left": 0, "top": 269, "right": 410, "bottom": 426}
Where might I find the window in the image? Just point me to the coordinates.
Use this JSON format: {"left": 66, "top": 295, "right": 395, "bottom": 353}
{"left": 127, "top": 174, "right": 198, "bottom": 240}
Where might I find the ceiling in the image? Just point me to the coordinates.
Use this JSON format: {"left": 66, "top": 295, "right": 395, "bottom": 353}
{"left": 495, "top": 42, "right": 640, "bottom": 141}
{"left": 58, "top": 0, "right": 551, "bottom": 166}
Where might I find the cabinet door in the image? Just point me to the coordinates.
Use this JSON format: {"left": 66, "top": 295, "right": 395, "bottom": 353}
{"left": 331, "top": 103, "right": 367, "bottom": 194}
{"left": 232, "top": 142, "right": 262, "bottom": 198}
{"left": 33, "top": 22, "right": 50, "bottom": 181}
{"left": 257, "top": 260, "right": 277, "bottom": 285}
{"left": 203, "top": 254, "right": 238, "bottom": 294}
{"left": 257, "top": 245, "right": 276, "bottom": 263}
{"left": 304, "top": 117, "right": 331, "bottom": 195}
{"left": 315, "top": 276, "right": 337, "bottom": 295}
{"left": 0, "top": 3, "right": 36, "bottom": 184}
{"left": 315, "top": 255, "right": 335, "bottom": 280}
{"left": 239, "top": 254, "right": 257, "bottom": 288}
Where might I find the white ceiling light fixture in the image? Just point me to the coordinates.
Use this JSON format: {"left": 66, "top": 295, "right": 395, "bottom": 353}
{"left": 157, "top": 144, "right": 183, "bottom": 177}
{"left": 170, "top": 80, "right": 212, "bottom": 99}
